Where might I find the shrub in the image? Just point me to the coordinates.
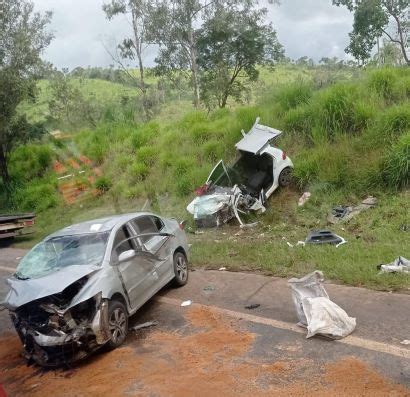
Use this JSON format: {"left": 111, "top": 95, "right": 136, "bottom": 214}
{"left": 137, "top": 146, "right": 157, "bottom": 166}
{"left": 283, "top": 105, "right": 313, "bottom": 135}
{"left": 131, "top": 162, "right": 149, "bottom": 181}
{"left": 188, "top": 122, "right": 212, "bottom": 143}
{"left": 95, "top": 176, "right": 112, "bottom": 193}
{"left": 276, "top": 82, "right": 313, "bottom": 111}
{"left": 293, "top": 153, "right": 320, "bottom": 189}
{"left": 203, "top": 140, "right": 224, "bottom": 163}
{"left": 368, "top": 68, "right": 397, "bottom": 101}
{"left": 14, "top": 181, "right": 59, "bottom": 212}
{"left": 132, "top": 121, "right": 159, "bottom": 149}
{"left": 382, "top": 133, "right": 410, "bottom": 190}
{"left": 172, "top": 158, "right": 195, "bottom": 177}
{"left": 377, "top": 103, "right": 410, "bottom": 139}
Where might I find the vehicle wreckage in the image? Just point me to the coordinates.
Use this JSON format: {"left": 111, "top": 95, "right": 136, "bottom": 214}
{"left": 1, "top": 213, "right": 189, "bottom": 367}
{"left": 187, "top": 118, "right": 294, "bottom": 227}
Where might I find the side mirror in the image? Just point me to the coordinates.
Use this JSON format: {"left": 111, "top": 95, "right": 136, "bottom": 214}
{"left": 118, "top": 249, "right": 136, "bottom": 263}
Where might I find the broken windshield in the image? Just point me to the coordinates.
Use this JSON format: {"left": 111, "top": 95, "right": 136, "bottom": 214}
{"left": 15, "top": 232, "right": 110, "bottom": 279}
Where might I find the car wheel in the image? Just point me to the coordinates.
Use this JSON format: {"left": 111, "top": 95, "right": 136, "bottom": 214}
{"left": 173, "top": 252, "right": 189, "bottom": 287}
{"left": 107, "top": 300, "right": 128, "bottom": 350}
{"left": 279, "top": 167, "right": 292, "bottom": 187}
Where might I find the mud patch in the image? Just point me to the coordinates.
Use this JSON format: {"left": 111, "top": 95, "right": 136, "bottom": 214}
{"left": 0, "top": 307, "right": 408, "bottom": 397}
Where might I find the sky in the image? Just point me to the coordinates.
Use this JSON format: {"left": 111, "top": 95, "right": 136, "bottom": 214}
{"left": 32, "top": 0, "right": 354, "bottom": 70}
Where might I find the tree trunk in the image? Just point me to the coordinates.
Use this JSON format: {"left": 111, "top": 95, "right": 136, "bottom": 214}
{"left": 188, "top": 29, "right": 200, "bottom": 108}
{"left": 0, "top": 146, "right": 11, "bottom": 196}
{"left": 390, "top": 13, "right": 409, "bottom": 65}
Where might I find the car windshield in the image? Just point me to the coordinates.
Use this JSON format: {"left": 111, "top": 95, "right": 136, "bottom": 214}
{"left": 15, "top": 232, "right": 109, "bottom": 279}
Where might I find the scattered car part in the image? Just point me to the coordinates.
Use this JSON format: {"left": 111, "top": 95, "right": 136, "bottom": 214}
{"left": 379, "top": 256, "right": 410, "bottom": 274}
{"left": 288, "top": 271, "right": 356, "bottom": 339}
{"left": 181, "top": 300, "right": 192, "bottom": 307}
{"left": 327, "top": 196, "right": 377, "bottom": 224}
{"left": 131, "top": 321, "right": 158, "bottom": 331}
{"left": 187, "top": 118, "right": 293, "bottom": 227}
{"left": 245, "top": 304, "right": 260, "bottom": 310}
{"left": 2, "top": 212, "right": 189, "bottom": 367}
{"left": 305, "top": 230, "right": 346, "bottom": 247}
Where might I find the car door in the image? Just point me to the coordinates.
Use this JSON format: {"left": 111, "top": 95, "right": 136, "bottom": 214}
{"left": 206, "top": 160, "right": 232, "bottom": 187}
{"left": 130, "top": 215, "right": 174, "bottom": 289}
{"left": 111, "top": 222, "right": 156, "bottom": 309}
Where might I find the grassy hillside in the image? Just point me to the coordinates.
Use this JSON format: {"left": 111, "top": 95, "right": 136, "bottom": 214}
{"left": 2, "top": 66, "right": 409, "bottom": 291}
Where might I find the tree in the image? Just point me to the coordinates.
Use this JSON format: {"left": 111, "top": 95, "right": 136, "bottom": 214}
{"left": 0, "top": 0, "right": 52, "bottom": 194}
{"left": 196, "top": 6, "right": 283, "bottom": 109}
{"left": 103, "top": 0, "right": 153, "bottom": 118}
{"left": 333, "top": 0, "right": 409, "bottom": 65}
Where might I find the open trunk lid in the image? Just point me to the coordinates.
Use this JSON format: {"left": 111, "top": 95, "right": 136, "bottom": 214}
{"left": 235, "top": 117, "right": 282, "bottom": 155}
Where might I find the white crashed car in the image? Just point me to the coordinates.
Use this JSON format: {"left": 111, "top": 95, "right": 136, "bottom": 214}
{"left": 187, "top": 118, "right": 294, "bottom": 227}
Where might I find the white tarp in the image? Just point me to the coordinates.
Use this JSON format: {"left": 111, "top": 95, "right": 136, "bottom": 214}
{"left": 288, "top": 271, "right": 356, "bottom": 339}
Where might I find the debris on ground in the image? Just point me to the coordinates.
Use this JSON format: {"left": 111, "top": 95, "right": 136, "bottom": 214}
{"left": 186, "top": 118, "right": 294, "bottom": 228}
{"left": 305, "top": 230, "right": 347, "bottom": 247}
{"left": 181, "top": 300, "right": 192, "bottom": 307}
{"left": 328, "top": 196, "right": 377, "bottom": 224}
{"left": 288, "top": 271, "right": 356, "bottom": 339}
{"left": 132, "top": 321, "right": 159, "bottom": 331}
{"left": 378, "top": 256, "right": 410, "bottom": 274}
{"left": 245, "top": 303, "right": 261, "bottom": 310}
{"left": 400, "top": 340, "right": 410, "bottom": 345}
{"left": 203, "top": 285, "right": 216, "bottom": 291}
{"left": 286, "top": 241, "right": 294, "bottom": 248}
{"left": 298, "top": 192, "right": 311, "bottom": 206}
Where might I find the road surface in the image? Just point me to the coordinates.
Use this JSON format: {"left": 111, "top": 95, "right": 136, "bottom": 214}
{"left": 0, "top": 247, "right": 409, "bottom": 396}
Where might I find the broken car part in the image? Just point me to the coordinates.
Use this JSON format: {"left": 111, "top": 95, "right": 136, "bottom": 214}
{"left": 288, "top": 271, "right": 356, "bottom": 339}
{"left": 3, "top": 212, "right": 190, "bottom": 367}
{"left": 131, "top": 321, "right": 159, "bottom": 331}
{"left": 327, "top": 196, "right": 377, "bottom": 224}
{"left": 378, "top": 256, "right": 410, "bottom": 274}
{"left": 245, "top": 304, "right": 260, "bottom": 310}
{"left": 305, "top": 230, "right": 346, "bottom": 247}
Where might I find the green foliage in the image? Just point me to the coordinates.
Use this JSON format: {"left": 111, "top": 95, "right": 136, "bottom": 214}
{"left": 95, "top": 176, "right": 112, "bottom": 193}
{"left": 14, "top": 181, "right": 59, "bottom": 212}
{"left": 132, "top": 122, "right": 159, "bottom": 149}
{"left": 137, "top": 146, "right": 157, "bottom": 166}
{"left": 131, "top": 162, "right": 149, "bottom": 181}
{"left": 368, "top": 68, "right": 397, "bottom": 100}
{"left": 275, "top": 82, "right": 313, "bottom": 110}
{"left": 382, "top": 133, "right": 410, "bottom": 190}
{"left": 376, "top": 103, "right": 410, "bottom": 139}
{"left": 9, "top": 144, "right": 54, "bottom": 181}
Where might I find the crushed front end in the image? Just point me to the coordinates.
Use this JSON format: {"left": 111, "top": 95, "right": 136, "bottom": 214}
{"left": 9, "top": 279, "right": 110, "bottom": 367}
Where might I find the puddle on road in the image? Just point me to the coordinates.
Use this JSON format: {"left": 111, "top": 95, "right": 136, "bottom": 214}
{"left": 0, "top": 307, "right": 408, "bottom": 397}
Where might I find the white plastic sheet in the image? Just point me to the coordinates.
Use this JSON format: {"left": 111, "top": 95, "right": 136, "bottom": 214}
{"left": 288, "top": 271, "right": 356, "bottom": 339}
{"left": 380, "top": 256, "right": 410, "bottom": 274}
{"left": 302, "top": 297, "right": 356, "bottom": 339}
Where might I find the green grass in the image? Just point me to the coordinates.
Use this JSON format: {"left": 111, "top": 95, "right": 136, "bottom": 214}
{"left": 4, "top": 65, "right": 410, "bottom": 292}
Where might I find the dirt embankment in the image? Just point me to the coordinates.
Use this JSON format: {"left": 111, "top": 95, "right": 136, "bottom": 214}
{"left": 0, "top": 307, "right": 408, "bottom": 396}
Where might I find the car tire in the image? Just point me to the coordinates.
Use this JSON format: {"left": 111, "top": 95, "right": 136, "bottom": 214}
{"left": 106, "top": 300, "right": 128, "bottom": 350}
{"left": 279, "top": 167, "right": 292, "bottom": 187}
{"left": 173, "top": 252, "right": 189, "bottom": 287}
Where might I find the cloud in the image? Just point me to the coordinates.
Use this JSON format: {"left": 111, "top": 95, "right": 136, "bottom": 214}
{"left": 32, "top": 0, "right": 354, "bottom": 69}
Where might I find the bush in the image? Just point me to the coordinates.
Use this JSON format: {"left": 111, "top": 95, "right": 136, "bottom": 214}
{"left": 377, "top": 103, "right": 410, "bottom": 139}
{"left": 131, "top": 162, "right": 149, "bottom": 181}
{"left": 382, "top": 133, "right": 410, "bottom": 190}
{"left": 188, "top": 122, "right": 212, "bottom": 143}
{"left": 276, "top": 82, "right": 313, "bottom": 111}
{"left": 14, "top": 181, "right": 59, "bottom": 212}
{"left": 10, "top": 144, "right": 54, "bottom": 181}
{"left": 368, "top": 68, "right": 397, "bottom": 101}
{"left": 283, "top": 105, "right": 312, "bottom": 135}
{"left": 137, "top": 146, "right": 157, "bottom": 166}
{"left": 203, "top": 140, "right": 224, "bottom": 163}
{"left": 132, "top": 121, "right": 159, "bottom": 149}
{"left": 95, "top": 176, "right": 112, "bottom": 193}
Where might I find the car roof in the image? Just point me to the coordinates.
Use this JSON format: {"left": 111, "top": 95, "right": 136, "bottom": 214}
{"left": 235, "top": 117, "right": 282, "bottom": 155}
{"left": 45, "top": 212, "right": 157, "bottom": 239}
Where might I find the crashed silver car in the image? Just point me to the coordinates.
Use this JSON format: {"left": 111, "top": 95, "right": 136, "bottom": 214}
{"left": 2, "top": 213, "right": 189, "bottom": 366}
{"left": 187, "top": 118, "right": 294, "bottom": 227}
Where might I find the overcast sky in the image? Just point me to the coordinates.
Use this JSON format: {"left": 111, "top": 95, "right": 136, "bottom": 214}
{"left": 32, "top": 0, "right": 353, "bottom": 70}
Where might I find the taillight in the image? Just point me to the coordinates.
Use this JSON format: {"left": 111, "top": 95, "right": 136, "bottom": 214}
{"left": 282, "top": 151, "right": 287, "bottom": 160}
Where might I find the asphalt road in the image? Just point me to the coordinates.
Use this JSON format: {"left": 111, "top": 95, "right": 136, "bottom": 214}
{"left": 0, "top": 247, "right": 409, "bottom": 396}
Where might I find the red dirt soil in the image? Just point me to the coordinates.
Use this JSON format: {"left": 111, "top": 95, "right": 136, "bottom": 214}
{"left": 0, "top": 307, "right": 408, "bottom": 397}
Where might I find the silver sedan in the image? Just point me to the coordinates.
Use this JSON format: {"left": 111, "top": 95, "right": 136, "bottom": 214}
{"left": 2, "top": 212, "right": 189, "bottom": 366}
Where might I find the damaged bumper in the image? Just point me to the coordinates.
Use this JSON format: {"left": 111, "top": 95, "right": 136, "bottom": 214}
{"left": 10, "top": 293, "right": 110, "bottom": 367}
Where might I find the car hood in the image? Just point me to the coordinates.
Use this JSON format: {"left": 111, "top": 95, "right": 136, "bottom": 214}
{"left": 3, "top": 264, "right": 101, "bottom": 310}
